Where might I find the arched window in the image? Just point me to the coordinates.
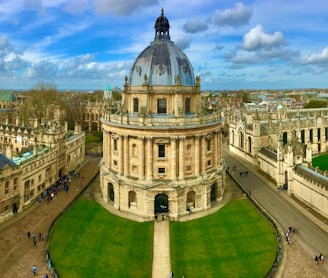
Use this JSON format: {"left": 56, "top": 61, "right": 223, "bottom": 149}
{"left": 128, "top": 191, "right": 137, "bottom": 208}
{"left": 239, "top": 131, "right": 244, "bottom": 148}
{"left": 108, "top": 183, "right": 114, "bottom": 202}
{"left": 248, "top": 137, "right": 252, "bottom": 153}
{"left": 187, "top": 191, "right": 195, "bottom": 209}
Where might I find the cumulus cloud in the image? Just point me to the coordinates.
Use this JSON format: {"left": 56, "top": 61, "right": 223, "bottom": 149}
{"left": 64, "top": 0, "right": 90, "bottom": 15}
{"left": 175, "top": 37, "right": 192, "bottom": 50}
{"left": 301, "top": 47, "right": 328, "bottom": 65}
{"left": 242, "top": 25, "right": 285, "bottom": 51}
{"left": 183, "top": 18, "right": 208, "bottom": 34}
{"left": 94, "top": 0, "right": 159, "bottom": 16}
{"left": 213, "top": 2, "right": 252, "bottom": 27}
{"left": 23, "top": 0, "right": 45, "bottom": 13}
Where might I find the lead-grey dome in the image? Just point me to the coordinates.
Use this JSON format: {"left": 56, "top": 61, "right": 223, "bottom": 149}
{"left": 129, "top": 9, "right": 195, "bottom": 86}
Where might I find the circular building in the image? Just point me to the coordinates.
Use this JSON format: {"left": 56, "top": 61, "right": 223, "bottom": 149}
{"left": 100, "top": 9, "right": 225, "bottom": 220}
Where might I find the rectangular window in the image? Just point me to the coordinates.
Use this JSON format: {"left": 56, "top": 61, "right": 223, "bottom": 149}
{"left": 157, "top": 99, "right": 167, "bottom": 114}
{"left": 207, "top": 160, "right": 212, "bottom": 167}
{"left": 4, "top": 182, "right": 9, "bottom": 195}
{"left": 185, "top": 98, "right": 191, "bottom": 113}
{"left": 158, "top": 144, "right": 165, "bottom": 158}
{"left": 158, "top": 167, "right": 166, "bottom": 174}
{"left": 113, "top": 160, "right": 118, "bottom": 166}
{"left": 309, "top": 129, "right": 313, "bottom": 143}
{"left": 318, "top": 128, "right": 321, "bottom": 141}
{"left": 186, "top": 165, "right": 192, "bottom": 172}
{"left": 113, "top": 139, "right": 118, "bottom": 152}
{"left": 207, "top": 139, "right": 211, "bottom": 152}
{"left": 133, "top": 98, "right": 139, "bottom": 113}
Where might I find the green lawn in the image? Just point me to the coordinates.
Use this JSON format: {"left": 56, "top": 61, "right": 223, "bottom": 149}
{"left": 49, "top": 199, "right": 154, "bottom": 278}
{"left": 49, "top": 198, "right": 278, "bottom": 278}
{"left": 170, "top": 199, "right": 278, "bottom": 278}
{"left": 312, "top": 153, "right": 328, "bottom": 171}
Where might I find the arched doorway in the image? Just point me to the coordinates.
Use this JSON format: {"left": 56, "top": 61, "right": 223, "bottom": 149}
{"left": 210, "top": 183, "right": 217, "bottom": 202}
{"left": 154, "top": 194, "right": 168, "bottom": 213}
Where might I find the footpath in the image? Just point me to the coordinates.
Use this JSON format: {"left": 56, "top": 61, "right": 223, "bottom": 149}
{"left": 0, "top": 156, "right": 100, "bottom": 278}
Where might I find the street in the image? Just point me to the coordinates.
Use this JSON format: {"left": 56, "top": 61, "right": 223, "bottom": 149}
{"left": 223, "top": 148, "right": 328, "bottom": 276}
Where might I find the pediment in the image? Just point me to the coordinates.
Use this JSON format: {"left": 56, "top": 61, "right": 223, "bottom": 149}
{"left": 154, "top": 138, "right": 170, "bottom": 144}
{"left": 146, "top": 182, "right": 171, "bottom": 190}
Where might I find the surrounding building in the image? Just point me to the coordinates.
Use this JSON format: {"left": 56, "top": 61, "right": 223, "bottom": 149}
{"left": 100, "top": 10, "right": 225, "bottom": 220}
{"left": 229, "top": 106, "right": 328, "bottom": 218}
{"left": 0, "top": 119, "right": 85, "bottom": 223}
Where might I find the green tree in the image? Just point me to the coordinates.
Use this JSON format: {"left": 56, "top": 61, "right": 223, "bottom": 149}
{"left": 303, "top": 100, "right": 327, "bottom": 108}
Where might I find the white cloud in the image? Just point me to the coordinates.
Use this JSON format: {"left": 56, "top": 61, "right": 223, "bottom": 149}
{"left": 302, "top": 47, "right": 328, "bottom": 65}
{"left": 183, "top": 18, "right": 208, "bottom": 34}
{"left": 242, "top": 25, "right": 285, "bottom": 51}
{"left": 175, "top": 36, "right": 192, "bottom": 50}
{"left": 64, "top": 0, "right": 90, "bottom": 15}
{"left": 94, "top": 0, "right": 159, "bottom": 16}
{"left": 213, "top": 2, "right": 252, "bottom": 27}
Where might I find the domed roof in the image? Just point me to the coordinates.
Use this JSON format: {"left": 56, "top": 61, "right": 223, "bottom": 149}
{"left": 129, "top": 9, "right": 195, "bottom": 86}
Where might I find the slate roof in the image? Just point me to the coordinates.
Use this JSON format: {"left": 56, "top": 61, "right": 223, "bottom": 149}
{"left": 0, "top": 153, "right": 17, "bottom": 170}
{"left": 258, "top": 147, "right": 277, "bottom": 162}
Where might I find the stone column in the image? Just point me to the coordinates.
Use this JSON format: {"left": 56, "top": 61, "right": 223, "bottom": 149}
{"left": 171, "top": 137, "right": 177, "bottom": 180}
{"left": 214, "top": 131, "right": 218, "bottom": 167}
{"left": 124, "top": 135, "right": 129, "bottom": 176}
{"left": 178, "top": 137, "right": 185, "bottom": 180}
{"left": 195, "top": 135, "right": 200, "bottom": 176}
{"left": 201, "top": 135, "right": 207, "bottom": 173}
{"left": 146, "top": 137, "right": 153, "bottom": 181}
{"left": 119, "top": 135, "right": 124, "bottom": 176}
{"left": 139, "top": 137, "right": 145, "bottom": 180}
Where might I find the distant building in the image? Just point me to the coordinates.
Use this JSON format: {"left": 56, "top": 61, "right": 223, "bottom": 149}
{"left": 229, "top": 107, "right": 328, "bottom": 218}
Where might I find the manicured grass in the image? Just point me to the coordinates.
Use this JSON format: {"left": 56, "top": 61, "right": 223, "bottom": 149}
{"left": 170, "top": 199, "right": 278, "bottom": 278}
{"left": 49, "top": 199, "right": 154, "bottom": 278}
{"left": 312, "top": 153, "right": 328, "bottom": 171}
{"left": 50, "top": 198, "right": 278, "bottom": 278}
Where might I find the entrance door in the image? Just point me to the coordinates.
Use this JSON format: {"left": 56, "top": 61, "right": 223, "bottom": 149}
{"left": 154, "top": 194, "right": 168, "bottom": 213}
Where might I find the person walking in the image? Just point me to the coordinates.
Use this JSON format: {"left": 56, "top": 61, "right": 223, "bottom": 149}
{"left": 315, "top": 255, "right": 319, "bottom": 265}
{"left": 32, "top": 265, "right": 37, "bottom": 275}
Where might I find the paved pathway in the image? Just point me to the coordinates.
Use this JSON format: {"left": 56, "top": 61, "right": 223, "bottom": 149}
{"left": 223, "top": 147, "right": 328, "bottom": 277}
{"left": 152, "top": 219, "right": 171, "bottom": 278}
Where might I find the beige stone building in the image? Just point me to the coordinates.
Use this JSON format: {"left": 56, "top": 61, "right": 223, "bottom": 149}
{"left": 100, "top": 10, "right": 224, "bottom": 220}
{"left": 229, "top": 106, "right": 328, "bottom": 218}
{"left": 0, "top": 121, "right": 85, "bottom": 223}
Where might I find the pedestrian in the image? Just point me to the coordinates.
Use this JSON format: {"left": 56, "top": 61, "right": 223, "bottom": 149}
{"left": 27, "top": 231, "right": 31, "bottom": 239}
{"left": 319, "top": 253, "right": 324, "bottom": 264}
{"left": 44, "top": 274, "right": 49, "bottom": 278}
{"left": 169, "top": 271, "right": 174, "bottom": 278}
{"left": 161, "top": 212, "right": 165, "bottom": 221}
{"left": 32, "top": 265, "right": 37, "bottom": 275}
{"left": 155, "top": 214, "right": 158, "bottom": 222}
{"left": 315, "top": 255, "right": 319, "bottom": 264}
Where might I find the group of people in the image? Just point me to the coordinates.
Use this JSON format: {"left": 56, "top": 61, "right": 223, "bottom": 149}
{"left": 315, "top": 253, "right": 324, "bottom": 265}
{"left": 285, "top": 225, "right": 296, "bottom": 247}
{"left": 27, "top": 231, "right": 46, "bottom": 247}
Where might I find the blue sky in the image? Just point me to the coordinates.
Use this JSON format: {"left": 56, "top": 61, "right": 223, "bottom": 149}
{"left": 0, "top": 0, "right": 328, "bottom": 91}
